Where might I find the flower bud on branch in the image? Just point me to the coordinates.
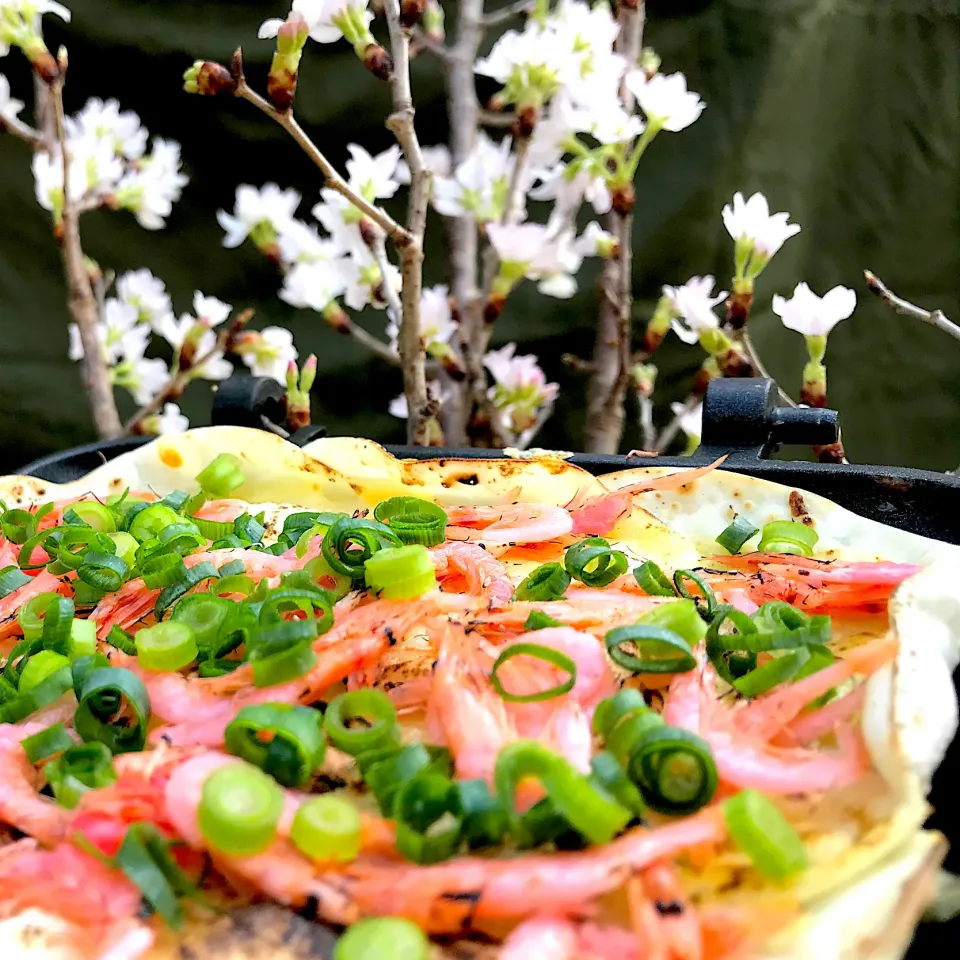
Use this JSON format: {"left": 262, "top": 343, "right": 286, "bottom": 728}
{"left": 285, "top": 355, "right": 317, "bottom": 429}
{"left": 400, "top": 0, "right": 426, "bottom": 28}
{"left": 183, "top": 61, "right": 238, "bottom": 96}
{"left": 421, "top": 0, "right": 444, "bottom": 42}
{"left": 267, "top": 13, "right": 309, "bottom": 111}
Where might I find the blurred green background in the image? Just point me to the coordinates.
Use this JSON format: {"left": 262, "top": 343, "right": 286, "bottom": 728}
{"left": 1, "top": 0, "right": 958, "bottom": 471}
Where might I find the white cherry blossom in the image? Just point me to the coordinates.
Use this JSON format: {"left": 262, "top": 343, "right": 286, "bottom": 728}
{"left": 626, "top": 71, "right": 704, "bottom": 132}
{"left": 346, "top": 144, "right": 401, "bottom": 201}
{"left": 280, "top": 260, "right": 347, "bottom": 312}
{"left": 66, "top": 98, "right": 147, "bottom": 160}
{"left": 241, "top": 326, "right": 298, "bottom": 382}
{"left": 340, "top": 243, "right": 400, "bottom": 311}
{"left": 116, "top": 269, "right": 173, "bottom": 332}
{"left": 0, "top": 74, "right": 24, "bottom": 123}
{"left": 277, "top": 219, "right": 342, "bottom": 266}
{"left": 1, "top": 0, "right": 70, "bottom": 57}
{"left": 190, "top": 330, "right": 234, "bottom": 381}
{"left": 259, "top": 0, "right": 372, "bottom": 46}
{"left": 432, "top": 133, "right": 519, "bottom": 222}
{"left": 115, "top": 139, "right": 188, "bottom": 230}
{"left": 153, "top": 403, "right": 189, "bottom": 435}
{"left": 193, "top": 292, "right": 231, "bottom": 327}
{"left": 722, "top": 191, "right": 801, "bottom": 264}
{"left": 396, "top": 144, "right": 451, "bottom": 185}
{"left": 574, "top": 221, "right": 617, "bottom": 258}
{"left": 772, "top": 283, "right": 857, "bottom": 337}
{"left": 68, "top": 299, "right": 144, "bottom": 364}
{"left": 217, "top": 183, "right": 301, "bottom": 249}
{"left": 387, "top": 285, "right": 457, "bottom": 354}
{"left": 671, "top": 401, "right": 703, "bottom": 441}
{"left": 664, "top": 276, "right": 728, "bottom": 343}
{"left": 313, "top": 190, "right": 365, "bottom": 255}
{"left": 484, "top": 342, "right": 559, "bottom": 435}
{"left": 532, "top": 163, "right": 611, "bottom": 218}
{"left": 125, "top": 357, "right": 170, "bottom": 405}
{"left": 486, "top": 222, "right": 582, "bottom": 297}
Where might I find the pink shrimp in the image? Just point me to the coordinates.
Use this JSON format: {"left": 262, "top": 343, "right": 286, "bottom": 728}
{"left": 427, "top": 627, "right": 518, "bottom": 784}
{"left": 163, "top": 752, "right": 358, "bottom": 924}
{"left": 0, "top": 722, "right": 73, "bottom": 846}
{"left": 144, "top": 631, "right": 390, "bottom": 748}
{"left": 346, "top": 806, "right": 726, "bottom": 932}
{"left": 568, "top": 492, "right": 633, "bottom": 536}
{"left": 500, "top": 916, "right": 641, "bottom": 960}
{"left": 0, "top": 839, "right": 152, "bottom": 959}
{"left": 192, "top": 498, "right": 250, "bottom": 522}
{"left": 615, "top": 456, "right": 728, "bottom": 495}
{"left": 429, "top": 541, "right": 514, "bottom": 605}
{"left": 774, "top": 685, "right": 867, "bottom": 747}
{"left": 444, "top": 503, "right": 574, "bottom": 545}
{"left": 0, "top": 570, "right": 67, "bottom": 644}
{"left": 664, "top": 660, "right": 870, "bottom": 795}
{"left": 92, "top": 548, "right": 301, "bottom": 638}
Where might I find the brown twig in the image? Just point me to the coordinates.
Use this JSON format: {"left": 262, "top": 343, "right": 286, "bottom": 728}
{"left": 584, "top": 3, "right": 644, "bottom": 454}
{"left": 384, "top": 0, "right": 433, "bottom": 446}
{"left": 369, "top": 229, "right": 404, "bottom": 322}
{"left": 482, "top": 0, "right": 535, "bottom": 26}
{"left": 232, "top": 57, "right": 412, "bottom": 249}
{"left": 47, "top": 75, "right": 122, "bottom": 439}
{"left": 339, "top": 316, "right": 401, "bottom": 365}
{"left": 0, "top": 114, "right": 45, "bottom": 148}
{"left": 864, "top": 269, "right": 960, "bottom": 343}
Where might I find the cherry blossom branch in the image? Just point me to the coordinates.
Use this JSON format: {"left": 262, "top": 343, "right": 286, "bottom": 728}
{"left": 864, "top": 270, "right": 960, "bottom": 344}
{"left": 740, "top": 330, "right": 797, "bottom": 407}
{"left": 122, "top": 313, "right": 249, "bottom": 434}
{"left": 47, "top": 72, "right": 123, "bottom": 439}
{"left": 232, "top": 57, "right": 412, "bottom": 250}
{"left": 639, "top": 395, "right": 656, "bottom": 451}
{"left": 656, "top": 394, "right": 697, "bottom": 453}
{"left": 482, "top": 1, "right": 535, "bottom": 27}
{"left": 478, "top": 108, "right": 517, "bottom": 128}
{"left": 0, "top": 114, "right": 44, "bottom": 148}
{"left": 384, "top": 0, "right": 433, "bottom": 446}
{"left": 370, "top": 230, "right": 404, "bottom": 322}
{"left": 337, "top": 315, "right": 400, "bottom": 365}
{"left": 410, "top": 27, "right": 453, "bottom": 62}
{"left": 584, "top": 2, "right": 644, "bottom": 454}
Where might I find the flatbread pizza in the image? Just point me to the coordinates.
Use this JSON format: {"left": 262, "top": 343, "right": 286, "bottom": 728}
{"left": 0, "top": 426, "right": 955, "bottom": 959}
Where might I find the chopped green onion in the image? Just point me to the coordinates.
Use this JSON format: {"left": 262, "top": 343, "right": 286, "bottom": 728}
{"left": 127, "top": 504, "right": 182, "bottom": 544}
{"left": 56, "top": 528, "right": 116, "bottom": 572}
{"left": 17, "top": 592, "right": 60, "bottom": 642}
{"left": 632, "top": 560, "right": 677, "bottom": 597}
{"left": 160, "top": 490, "right": 190, "bottom": 513}
{"left": 171, "top": 594, "right": 236, "bottom": 652}
{"left": 225, "top": 703, "right": 326, "bottom": 788}
{"left": 564, "top": 537, "right": 629, "bottom": 588}
{"left": 0, "top": 664, "right": 74, "bottom": 723}
{"left": 625, "top": 727, "right": 718, "bottom": 814}
{"left": 67, "top": 501, "right": 116, "bottom": 533}
{"left": 284, "top": 555, "right": 352, "bottom": 602}
{"left": 455, "top": 778, "right": 507, "bottom": 850}
{"left": 249, "top": 639, "right": 317, "bottom": 688}
{"left": 77, "top": 552, "right": 129, "bottom": 592}
{"left": 332, "top": 917, "right": 430, "bottom": 960}
{"left": 282, "top": 511, "right": 344, "bottom": 540}
{"left": 193, "top": 516, "right": 234, "bottom": 541}
{"left": 672, "top": 570, "right": 717, "bottom": 618}
{"left": 757, "top": 520, "right": 819, "bottom": 557}
{"left": 605, "top": 708, "right": 666, "bottom": 769}
{"left": 198, "top": 762, "right": 284, "bottom": 856}
{"left": 259, "top": 587, "right": 334, "bottom": 636}
{"left": 234, "top": 513, "right": 265, "bottom": 544}
{"left": 751, "top": 602, "right": 831, "bottom": 648}
{"left": 495, "top": 741, "right": 632, "bottom": 846}
{"left": 0, "top": 565, "right": 31, "bottom": 599}
{"left": 67, "top": 619, "right": 97, "bottom": 660}
{"left": 589, "top": 751, "right": 646, "bottom": 819}
{"left": 592, "top": 687, "right": 647, "bottom": 740}
{"left": 722, "top": 789, "right": 808, "bottom": 880}
{"left": 637, "top": 598, "right": 709, "bottom": 646}
{"left": 156, "top": 522, "right": 206, "bottom": 556}
{"left": 512, "top": 562, "right": 571, "bottom": 602}
{"left": 74, "top": 667, "right": 151, "bottom": 753}
{"left": 1, "top": 507, "right": 39, "bottom": 544}
{"left": 4, "top": 636, "right": 41, "bottom": 686}
{"left": 141, "top": 552, "right": 187, "bottom": 589}
{"left": 70, "top": 653, "right": 110, "bottom": 700}
{"left": 716, "top": 515, "right": 759, "bottom": 554}
{"left": 105, "top": 625, "right": 137, "bottom": 656}
{"left": 16, "top": 528, "right": 59, "bottom": 571}
{"left": 20, "top": 722, "right": 74, "bottom": 763}
{"left": 135, "top": 621, "right": 199, "bottom": 672}
{"left": 19, "top": 650, "right": 71, "bottom": 693}
{"left": 363, "top": 545, "right": 438, "bottom": 600}
{"left": 733, "top": 648, "right": 813, "bottom": 698}
{"left": 490, "top": 642, "right": 577, "bottom": 702}
{"left": 196, "top": 454, "right": 246, "bottom": 498}
{"left": 604, "top": 624, "right": 696, "bottom": 674}
{"left": 362, "top": 744, "right": 450, "bottom": 816}
{"left": 72, "top": 581, "right": 106, "bottom": 608}
{"left": 116, "top": 822, "right": 197, "bottom": 929}
{"left": 155, "top": 561, "right": 220, "bottom": 618}
{"left": 324, "top": 689, "right": 401, "bottom": 757}
{"left": 211, "top": 535, "right": 247, "bottom": 550}
{"left": 39, "top": 596, "right": 74, "bottom": 653}
{"left": 393, "top": 773, "right": 463, "bottom": 864}
{"left": 291, "top": 796, "right": 362, "bottom": 863}
{"left": 321, "top": 517, "right": 402, "bottom": 579}
{"left": 211, "top": 574, "right": 256, "bottom": 598}
{"left": 373, "top": 497, "right": 448, "bottom": 547}
{"left": 107, "top": 532, "right": 139, "bottom": 569}
{"left": 523, "top": 610, "right": 563, "bottom": 631}
{"left": 45, "top": 742, "right": 116, "bottom": 808}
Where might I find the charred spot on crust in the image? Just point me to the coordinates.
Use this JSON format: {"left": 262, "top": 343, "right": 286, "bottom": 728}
{"left": 788, "top": 490, "right": 815, "bottom": 526}
{"left": 457, "top": 474, "right": 480, "bottom": 486}
{"left": 311, "top": 773, "right": 348, "bottom": 794}
{"left": 384, "top": 626, "right": 397, "bottom": 646}
{"left": 655, "top": 899, "right": 685, "bottom": 915}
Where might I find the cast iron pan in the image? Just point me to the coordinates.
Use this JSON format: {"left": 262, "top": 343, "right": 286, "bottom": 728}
{"left": 18, "top": 377, "right": 958, "bottom": 955}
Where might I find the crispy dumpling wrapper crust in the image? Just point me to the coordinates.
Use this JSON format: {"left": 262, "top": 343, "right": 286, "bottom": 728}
{"left": 0, "top": 428, "right": 958, "bottom": 958}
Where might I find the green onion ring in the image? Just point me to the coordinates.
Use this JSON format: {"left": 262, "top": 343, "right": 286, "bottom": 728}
{"left": 757, "top": 520, "right": 819, "bottom": 557}
{"left": 632, "top": 560, "right": 677, "bottom": 597}
{"left": 564, "top": 537, "right": 629, "bottom": 588}
{"left": 372, "top": 497, "right": 448, "bottom": 547}
{"left": 512, "top": 562, "right": 571, "bottom": 602}
{"left": 74, "top": 667, "right": 151, "bottom": 753}
{"left": 196, "top": 454, "right": 246, "bottom": 498}
{"left": 321, "top": 517, "right": 402, "bottom": 579}
{"left": 324, "top": 689, "right": 401, "bottom": 757}
{"left": 489, "top": 642, "right": 577, "bottom": 703}
{"left": 393, "top": 773, "right": 464, "bottom": 865}
{"left": 604, "top": 624, "right": 696, "bottom": 674}
{"left": 627, "top": 726, "right": 718, "bottom": 814}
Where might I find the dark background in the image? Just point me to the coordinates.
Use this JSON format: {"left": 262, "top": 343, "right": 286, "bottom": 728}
{"left": 1, "top": 0, "right": 959, "bottom": 471}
